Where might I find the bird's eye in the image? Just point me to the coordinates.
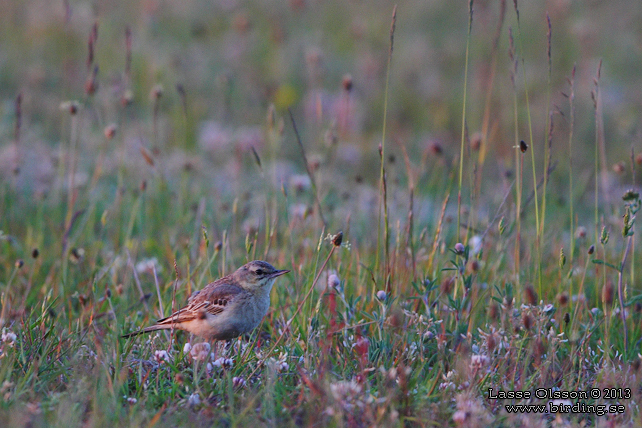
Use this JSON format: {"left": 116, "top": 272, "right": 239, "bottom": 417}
{"left": 255, "top": 269, "right": 264, "bottom": 276}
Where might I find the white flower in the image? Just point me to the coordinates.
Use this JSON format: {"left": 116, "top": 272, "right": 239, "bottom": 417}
{"left": 190, "top": 342, "right": 211, "bottom": 361}
{"left": 154, "top": 350, "right": 170, "bottom": 363}
{"left": 212, "top": 357, "right": 234, "bottom": 369}
{"left": 135, "top": 258, "right": 162, "bottom": 275}
{"left": 327, "top": 274, "right": 341, "bottom": 290}
{"left": 376, "top": 290, "right": 387, "bottom": 301}
{"left": 469, "top": 354, "right": 489, "bottom": 370}
{"left": 1, "top": 329, "right": 17, "bottom": 344}
{"left": 183, "top": 342, "right": 192, "bottom": 354}
{"left": 126, "top": 397, "right": 137, "bottom": 404}
{"left": 187, "top": 393, "right": 201, "bottom": 406}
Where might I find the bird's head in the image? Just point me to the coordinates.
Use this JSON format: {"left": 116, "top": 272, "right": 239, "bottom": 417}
{"left": 234, "top": 260, "right": 289, "bottom": 291}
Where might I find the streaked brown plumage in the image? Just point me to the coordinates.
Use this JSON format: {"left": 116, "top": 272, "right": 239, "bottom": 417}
{"left": 123, "top": 261, "right": 289, "bottom": 340}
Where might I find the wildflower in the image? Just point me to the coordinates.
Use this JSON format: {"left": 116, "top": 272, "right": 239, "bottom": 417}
{"left": 469, "top": 355, "right": 489, "bottom": 370}
{"left": 1, "top": 329, "right": 17, "bottom": 345}
{"left": 135, "top": 258, "right": 162, "bottom": 275}
{"left": 212, "top": 357, "right": 233, "bottom": 369}
{"left": 232, "top": 376, "right": 246, "bottom": 388}
{"left": 154, "top": 350, "right": 170, "bottom": 364}
{"left": 183, "top": 342, "right": 192, "bottom": 354}
{"left": 190, "top": 342, "right": 211, "bottom": 362}
{"left": 376, "top": 290, "right": 387, "bottom": 301}
{"left": 327, "top": 273, "right": 341, "bottom": 290}
{"left": 453, "top": 243, "right": 465, "bottom": 255}
{"left": 575, "top": 226, "right": 587, "bottom": 239}
{"left": 126, "top": 397, "right": 137, "bottom": 404}
{"left": 187, "top": 393, "right": 200, "bottom": 406}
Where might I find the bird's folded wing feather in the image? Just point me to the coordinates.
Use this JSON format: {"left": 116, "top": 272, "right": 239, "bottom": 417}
{"left": 155, "top": 282, "right": 244, "bottom": 325}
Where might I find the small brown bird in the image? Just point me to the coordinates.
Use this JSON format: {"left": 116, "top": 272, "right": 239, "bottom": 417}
{"left": 123, "top": 260, "right": 289, "bottom": 340}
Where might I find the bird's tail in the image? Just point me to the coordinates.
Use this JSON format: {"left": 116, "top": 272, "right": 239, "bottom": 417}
{"left": 122, "top": 324, "right": 172, "bottom": 338}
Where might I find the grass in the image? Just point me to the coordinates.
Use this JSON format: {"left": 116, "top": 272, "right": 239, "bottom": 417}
{"left": 0, "top": 0, "right": 641, "bottom": 426}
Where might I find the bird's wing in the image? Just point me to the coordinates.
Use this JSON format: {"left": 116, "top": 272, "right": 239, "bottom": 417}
{"left": 154, "top": 282, "right": 245, "bottom": 326}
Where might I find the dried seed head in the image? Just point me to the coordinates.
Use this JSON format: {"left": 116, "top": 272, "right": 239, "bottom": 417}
{"left": 428, "top": 141, "right": 443, "bottom": 156}
{"left": 636, "top": 153, "right": 642, "bottom": 166}
{"left": 31, "top": 248, "right": 39, "bottom": 259}
{"left": 558, "top": 292, "right": 569, "bottom": 306}
{"left": 469, "top": 260, "right": 480, "bottom": 273}
{"left": 612, "top": 161, "right": 626, "bottom": 174}
{"left": 488, "top": 302, "right": 499, "bottom": 321}
{"left": 588, "top": 244, "right": 595, "bottom": 255}
{"left": 519, "top": 140, "right": 528, "bottom": 153}
{"left": 151, "top": 84, "right": 163, "bottom": 99}
{"left": 524, "top": 285, "right": 538, "bottom": 306}
{"left": 563, "top": 312, "right": 570, "bottom": 325}
{"left": 104, "top": 124, "right": 117, "bottom": 140}
{"left": 602, "top": 281, "right": 614, "bottom": 306}
{"left": 622, "top": 189, "right": 640, "bottom": 202}
{"left": 574, "top": 226, "right": 587, "bottom": 239}
{"left": 470, "top": 132, "right": 482, "bottom": 151}
{"left": 214, "top": 241, "right": 223, "bottom": 251}
{"left": 332, "top": 231, "right": 343, "bottom": 247}
{"left": 534, "top": 338, "right": 546, "bottom": 361}
{"left": 60, "top": 101, "right": 80, "bottom": 115}
{"left": 522, "top": 312, "right": 533, "bottom": 331}
{"left": 15, "top": 259, "right": 24, "bottom": 269}
{"left": 486, "top": 333, "right": 497, "bottom": 352}
{"left": 440, "top": 276, "right": 455, "bottom": 295}
{"left": 341, "top": 73, "right": 353, "bottom": 92}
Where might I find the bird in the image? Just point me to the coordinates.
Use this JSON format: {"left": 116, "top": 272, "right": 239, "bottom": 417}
{"left": 123, "top": 260, "right": 289, "bottom": 340}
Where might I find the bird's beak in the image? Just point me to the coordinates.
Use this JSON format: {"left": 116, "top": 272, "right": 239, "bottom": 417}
{"left": 270, "top": 269, "right": 290, "bottom": 279}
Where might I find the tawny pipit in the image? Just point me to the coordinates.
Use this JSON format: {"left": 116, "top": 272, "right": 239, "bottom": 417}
{"left": 123, "top": 261, "right": 289, "bottom": 340}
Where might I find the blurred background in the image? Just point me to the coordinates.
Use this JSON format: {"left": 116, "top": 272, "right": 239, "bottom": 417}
{"left": 1, "top": 0, "right": 641, "bottom": 232}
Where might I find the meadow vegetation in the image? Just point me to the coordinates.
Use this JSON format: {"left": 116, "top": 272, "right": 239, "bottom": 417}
{"left": 0, "top": 0, "right": 641, "bottom": 426}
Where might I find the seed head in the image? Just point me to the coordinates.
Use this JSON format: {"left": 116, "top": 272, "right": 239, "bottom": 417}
{"left": 558, "top": 292, "right": 569, "bottom": 306}
{"left": 622, "top": 189, "right": 640, "bottom": 202}
{"left": 602, "top": 282, "right": 614, "bottom": 306}
{"left": 15, "top": 259, "right": 24, "bottom": 269}
{"left": 332, "top": 231, "right": 343, "bottom": 247}
{"left": 519, "top": 140, "right": 528, "bottom": 153}
{"left": 104, "top": 124, "right": 117, "bottom": 140}
{"left": 341, "top": 74, "right": 353, "bottom": 92}
{"left": 600, "top": 227, "right": 609, "bottom": 245}
{"left": 31, "top": 248, "right": 39, "bottom": 259}
{"left": 470, "top": 132, "right": 482, "bottom": 151}
{"left": 498, "top": 216, "right": 506, "bottom": 235}
{"left": 558, "top": 247, "right": 566, "bottom": 269}
{"left": 524, "top": 285, "right": 538, "bottom": 306}
{"left": 588, "top": 244, "right": 595, "bottom": 255}
{"left": 522, "top": 312, "right": 533, "bottom": 331}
